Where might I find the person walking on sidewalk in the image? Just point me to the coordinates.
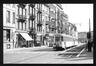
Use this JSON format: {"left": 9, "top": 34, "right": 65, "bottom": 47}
{"left": 87, "top": 39, "right": 92, "bottom": 52}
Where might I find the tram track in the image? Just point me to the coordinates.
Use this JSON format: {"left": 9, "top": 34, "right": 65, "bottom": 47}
{"left": 59, "top": 44, "right": 87, "bottom": 58}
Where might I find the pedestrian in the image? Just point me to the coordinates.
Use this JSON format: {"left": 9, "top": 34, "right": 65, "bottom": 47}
{"left": 13, "top": 39, "right": 14, "bottom": 48}
{"left": 85, "top": 40, "right": 88, "bottom": 50}
{"left": 87, "top": 39, "right": 92, "bottom": 52}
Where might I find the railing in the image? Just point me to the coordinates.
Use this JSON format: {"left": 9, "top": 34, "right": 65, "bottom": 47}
{"left": 46, "top": 21, "right": 50, "bottom": 25}
{"left": 29, "top": 4, "right": 35, "bottom": 8}
{"left": 38, "top": 9, "right": 42, "bottom": 14}
{"left": 29, "top": 14, "right": 35, "bottom": 21}
{"left": 37, "top": 21, "right": 42, "bottom": 26}
{"left": 18, "top": 4, "right": 26, "bottom": 9}
{"left": 17, "top": 15, "right": 26, "bottom": 22}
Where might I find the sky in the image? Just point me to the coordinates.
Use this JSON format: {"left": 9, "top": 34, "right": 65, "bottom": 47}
{"left": 61, "top": 4, "right": 93, "bottom": 32}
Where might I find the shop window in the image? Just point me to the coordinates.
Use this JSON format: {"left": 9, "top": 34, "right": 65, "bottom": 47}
{"left": 7, "top": 44, "right": 11, "bottom": 49}
{"left": 6, "top": 30, "right": 10, "bottom": 42}
{"left": 3, "top": 29, "right": 10, "bottom": 42}
{"left": 3, "top": 30, "right": 7, "bottom": 41}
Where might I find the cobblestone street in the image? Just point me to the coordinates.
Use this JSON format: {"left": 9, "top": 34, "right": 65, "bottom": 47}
{"left": 3, "top": 45, "right": 93, "bottom": 64}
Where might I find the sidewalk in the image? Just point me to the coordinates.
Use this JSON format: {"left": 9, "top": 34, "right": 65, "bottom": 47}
{"left": 4, "top": 45, "right": 48, "bottom": 53}
{"left": 59, "top": 43, "right": 93, "bottom": 58}
{"left": 78, "top": 47, "right": 93, "bottom": 58}
{"left": 71, "top": 49, "right": 93, "bottom": 64}
{"left": 59, "top": 44, "right": 93, "bottom": 64}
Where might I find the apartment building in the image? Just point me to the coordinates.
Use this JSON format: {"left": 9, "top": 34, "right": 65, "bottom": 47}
{"left": 15, "top": 4, "right": 34, "bottom": 48}
{"left": 3, "top": 4, "right": 16, "bottom": 50}
{"left": 42, "top": 4, "right": 50, "bottom": 46}
{"left": 3, "top": 4, "right": 78, "bottom": 50}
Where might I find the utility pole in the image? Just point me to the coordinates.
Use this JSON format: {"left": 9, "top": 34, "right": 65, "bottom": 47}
{"left": 87, "top": 18, "right": 92, "bottom": 52}
{"left": 89, "top": 18, "right": 91, "bottom": 32}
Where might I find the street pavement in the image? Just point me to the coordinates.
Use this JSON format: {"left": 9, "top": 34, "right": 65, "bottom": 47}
{"left": 3, "top": 44, "right": 93, "bottom": 64}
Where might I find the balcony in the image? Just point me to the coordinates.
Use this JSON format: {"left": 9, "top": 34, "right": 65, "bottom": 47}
{"left": 29, "top": 4, "right": 35, "bottom": 8}
{"left": 29, "top": 14, "right": 35, "bottom": 21}
{"left": 29, "top": 27, "right": 36, "bottom": 34}
{"left": 37, "top": 21, "right": 42, "bottom": 26}
{"left": 17, "top": 15, "right": 26, "bottom": 22}
{"left": 38, "top": 9, "right": 42, "bottom": 14}
{"left": 49, "top": 25, "right": 56, "bottom": 30}
{"left": 46, "top": 21, "right": 50, "bottom": 25}
{"left": 18, "top": 4, "right": 26, "bottom": 9}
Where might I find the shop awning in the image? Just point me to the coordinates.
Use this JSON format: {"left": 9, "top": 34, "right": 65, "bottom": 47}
{"left": 20, "top": 33, "right": 33, "bottom": 41}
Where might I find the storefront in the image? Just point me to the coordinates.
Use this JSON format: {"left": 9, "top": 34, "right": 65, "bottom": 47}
{"left": 36, "top": 33, "right": 43, "bottom": 46}
{"left": 16, "top": 33, "right": 33, "bottom": 48}
{"left": 48, "top": 33, "right": 55, "bottom": 47}
{"left": 3, "top": 28, "right": 16, "bottom": 50}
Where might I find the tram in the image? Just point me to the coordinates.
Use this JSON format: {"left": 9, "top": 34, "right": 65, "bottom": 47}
{"left": 53, "top": 33, "right": 78, "bottom": 50}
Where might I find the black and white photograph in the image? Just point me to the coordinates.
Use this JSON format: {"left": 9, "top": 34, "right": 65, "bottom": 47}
{"left": 3, "top": 4, "right": 93, "bottom": 64}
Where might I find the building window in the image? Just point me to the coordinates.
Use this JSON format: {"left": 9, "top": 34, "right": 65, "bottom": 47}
{"left": 40, "top": 27, "right": 41, "bottom": 32}
{"left": 18, "top": 22, "right": 19, "bottom": 29}
{"left": 22, "top": 23, "right": 23, "bottom": 30}
{"left": 29, "top": 20, "right": 30, "bottom": 29}
{"left": 18, "top": 6, "right": 20, "bottom": 15}
{"left": 39, "top": 27, "right": 40, "bottom": 32}
{"left": 20, "top": 8, "right": 22, "bottom": 15}
{"left": 6, "top": 10, "right": 10, "bottom": 23}
{"left": 33, "top": 21, "right": 34, "bottom": 28}
{"left": 13, "top": 12, "right": 15, "bottom": 24}
{"left": 25, "top": 9, "right": 26, "bottom": 17}
{"left": 37, "top": 26, "right": 39, "bottom": 31}
{"left": 25, "top": 23, "right": 26, "bottom": 30}
{"left": 20, "top": 22, "right": 22, "bottom": 30}
{"left": 23, "top": 9, "right": 26, "bottom": 17}
{"left": 37, "top": 26, "right": 39, "bottom": 32}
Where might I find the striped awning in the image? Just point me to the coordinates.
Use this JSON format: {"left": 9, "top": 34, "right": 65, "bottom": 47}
{"left": 20, "top": 33, "right": 33, "bottom": 41}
